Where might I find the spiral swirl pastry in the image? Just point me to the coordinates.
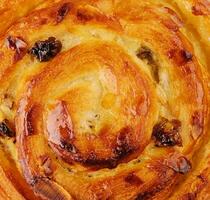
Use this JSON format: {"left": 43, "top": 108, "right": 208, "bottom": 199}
{"left": 0, "top": 0, "right": 209, "bottom": 199}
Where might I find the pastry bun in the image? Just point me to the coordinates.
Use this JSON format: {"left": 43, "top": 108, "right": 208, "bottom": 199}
{"left": 0, "top": 0, "right": 209, "bottom": 199}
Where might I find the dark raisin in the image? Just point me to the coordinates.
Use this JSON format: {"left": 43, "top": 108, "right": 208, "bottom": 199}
{"left": 56, "top": 3, "right": 71, "bottom": 23}
{"left": 28, "top": 37, "right": 62, "bottom": 62}
{"left": 60, "top": 141, "right": 77, "bottom": 154}
{"left": 6, "top": 36, "right": 27, "bottom": 62}
{"left": 181, "top": 50, "right": 193, "bottom": 62}
{"left": 0, "top": 120, "right": 15, "bottom": 137}
{"left": 152, "top": 118, "right": 182, "bottom": 147}
{"left": 136, "top": 46, "right": 159, "bottom": 82}
{"left": 136, "top": 46, "right": 154, "bottom": 63}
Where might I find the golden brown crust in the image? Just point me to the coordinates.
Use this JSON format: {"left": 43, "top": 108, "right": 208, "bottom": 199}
{"left": 0, "top": 0, "right": 209, "bottom": 199}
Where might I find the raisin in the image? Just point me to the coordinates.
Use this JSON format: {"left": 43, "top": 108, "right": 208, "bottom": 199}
{"left": 136, "top": 46, "right": 159, "bottom": 82}
{"left": 0, "top": 120, "right": 15, "bottom": 137}
{"left": 136, "top": 46, "right": 154, "bottom": 63}
{"left": 28, "top": 37, "right": 62, "bottom": 62}
{"left": 181, "top": 50, "right": 193, "bottom": 62}
{"left": 60, "top": 141, "right": 78, "bottom": 154}
{"left": 152, "top": 118, "right": 182, "bottom": 147}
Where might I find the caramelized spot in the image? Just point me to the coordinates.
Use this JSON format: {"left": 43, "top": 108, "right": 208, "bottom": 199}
{"left": 114, "top": 127, "right": 134, "bottom": 159}
{"left": 136, "top": 181, "right": 168, "bottom": 200}
{"left": 167, "top": 49, "right": 193, "bottom": 66}
{"left": 28, "top": 37, "right": 62, "bottom": 62}
{"left": 136, "top": 192, "right": 155, "bottom": 200}
{"left": 50, "top": 126, "right": 136, "bottom": 168}
{"left": 152, "top": 118, "right": 182, "bottom": 147}
{"left": 0, "top": 120, "right": 15, "bottom": 137}
{"left": 56, "top": 128, "right": 135, "bottom": 169}
{"left": 77, "top": 8, "right": 94, "bottom": 22}
{"left": 81, "top": 153, "right": 117, "bottom": 169}
{"left": 197, "top": 173, "right": 208, "bottom": 183}
{"left": 40, "top": 18, "right": 48, "bottom": 25}
{"left": 191, "top": 111, "right": 203, "bottom": 127}
{"left": 125, "top": 173, "right": 143, "bottom": 185}
{"left": 25, "top": 107, "right": 35, "bottom": 136}
{"left": 56, "top": 3, "right": 71, "bottom": 23}
{"left": 6, "top": 36, "right": 27, "bottom": 62}
{"left": 136, "top": 162, "right": 176, "bottom": 200}
{"left": 136, "top": 46, "right": 159, "bottom": 82}
{"left": 181, "top": 193, "right": 196, "bottom": 200}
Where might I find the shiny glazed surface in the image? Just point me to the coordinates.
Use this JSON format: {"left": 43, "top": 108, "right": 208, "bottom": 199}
{"left": 0, "top": 0, "right": 209, "bottom": 200}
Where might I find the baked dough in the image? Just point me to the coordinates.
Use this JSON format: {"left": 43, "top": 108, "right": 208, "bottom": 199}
{"left": 0, "top": 0, "right": 209, "bottom": 199}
